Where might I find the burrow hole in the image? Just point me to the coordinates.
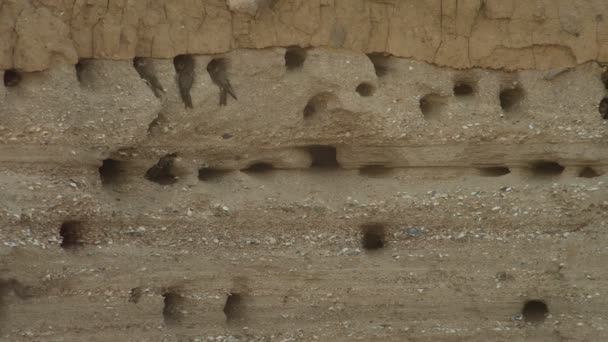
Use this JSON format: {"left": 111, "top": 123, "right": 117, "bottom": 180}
{"left": 285, "top": 46, "right": 307, "bottom": 70}
{"left": 145, "top": 153, "right": 178, "bottom": 185}
{"left": 303, "top": 92, "right": 333, "bottom": 119}
{"left": 453, "top": 81, "right": 475, "bottom": 96}
{"left": 99, "top": 159, "right": 124, "bottom": 186}
{"left": 75, "top": 58, "right": 93, "bottom": 84}
{"left": 420, "top": 93, "right": 447, "bottom": 119}
{"left": 173, "top": 54, "right": 194, "bottom": 72}
{"left": 366, "top": 53, "right": 390, "bottom": 77}
{"left": 356, "top": 82, "right": 375, "bottom": 97}
{"left": 59, "top": 221, "right": 84, "bottom": 249}
{"left": 129, "top": 287, "right": 142, "bottom": 303}
{"left": 601, "top": 70, "right": 608, "bottom": 89}
{"left": 242, "top": 162, "right": 274, "bottom": 174}
{"left": 599, "top": 97, "right": 608, "bottom": 120}
{"left": 358, "top": 165, "right": 393, "bottom": 177}
{"left": 162, "top": 291, "right": 185, "bottom": 325}
{"left": 478, "top": 166, "right": 511, "bottom": 177}
{"left": 499, "top": 86, "right": 524, "bottom": 112}
{"left": 579, "top": 166, "right": 601, "bottom": 178}
{"left": 308, "top": 145, "right": 339, "bottom": 168}
{"left": 361, "top": 223, "right": 386, "bottom": 251}
{"left": 530, "top": 161, "right": 564, "bottom": 177}
{"left": 3, "top": 69, "right": 21, "bottom": 87}
{"left": 223, "top": 292, "right": 245, "bottom": 322}
{"left": 522, "top": 300, "right": 549, "bottom": 324}
{"left": 198, "top": 167, "right": 231, "bottom": 181}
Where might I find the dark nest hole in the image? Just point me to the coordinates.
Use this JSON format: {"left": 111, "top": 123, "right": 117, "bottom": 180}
{"left": 3, "top": 69, "right": 21, "bottom": 87}
{"left": 75, "top": 59, "right": 93, "bottom": 84}
{"left": 303, "top": 92, "right": 333, "bottom": 119}
{"left": 144, "top": 153, "right": 178, "bottom": 185}
{"left": 601, "top": 70, "right": 608, "bottom": 89}
{"left": 499, "top": 86, "right": 524, "bottom": 112}
{"left": 453, "top": 81, "right": 475, "bottom": 96}
{"left": 59, "top": 221, "right": 84, "bottom": 249}
{"left": 308, "top": 145, "right": 339, "bottom": 168}
{"left": 303, "top": 103, "right": 316, "bottom": 118}
{"left": 366, "top": 53, "right": 390, "bottom": 77}
{"left": 198, "top": 167, "right": 231, "bottom": 181}
{"left": 361, "top": 223, "right": 386, "bottom": 251}
{"left": 530, "top": 161, "right": 564, "bottom": 177}
{"left": 420, "top": 93, "right": 447, "bottom": 119}
{"left": 478, "top": 166, "right": 511, "bottom": 177}
{"left": 162, "top": 291, "right": 185, "bottom": 325}
{"left": 579, "top": 166, "right": 601, "bottom": 178}
{"left": 522, "top": 300, "right": 549, "bottom": 324}
{"left": 599, "top": 97, "right": 608, "bottom": 120}
{"left": 173, "top": 54, "right": 194, "bottom": 72}
{"left": 285, "top": 46, "right": 307, "bottom": 70}
{"left": 356, "top": 82, "right": 375, "bottom": 97}
{"left": 242, "top": 162, "right": 274, "bottom": 174}
{"left": 99, "top": 159, "right": 124, "bottom": 186}
{"left": 358, "top": 165, "right": 393, "bottom": 177}
{"left": 223, "top": 292, "right": 245, "bottom": 322}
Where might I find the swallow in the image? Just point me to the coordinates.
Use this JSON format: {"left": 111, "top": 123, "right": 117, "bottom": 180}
{"left": 207, "top": 58, "right": 237, "bottom": 106}
{"left": 145, "top": 153, "right": 178, "bottom": 184}
{"left": 133, "top": 57, "right": 165, "bottom": 98}
{"left": 174, "top": 55, "right": 195, "bottom": 108}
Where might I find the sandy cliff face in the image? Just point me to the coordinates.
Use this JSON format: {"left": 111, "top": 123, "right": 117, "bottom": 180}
{"left": 1, "top": 1, "right": 608, "bottom": 342}
{"left": 1, "top": 0, "right": 608, "bottom": 71}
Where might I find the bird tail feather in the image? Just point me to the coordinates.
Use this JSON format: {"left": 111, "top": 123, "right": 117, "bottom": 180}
{"left": 181, "top": 90, "right": 193, "bottom": 108}
{"left": 220, "top": 89, "right": 227, "bottom": 106}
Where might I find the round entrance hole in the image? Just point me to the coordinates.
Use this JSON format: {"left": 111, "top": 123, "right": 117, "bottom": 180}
{"left": 356, "top": 82, "right": 375, "bottom": 97}
{"left": 453, "top": 82, "right": 474, "bottom": 96}
{"left": 360, "top": 223, "right": 386, "bottom": 250}
{"left": 522, "top": 300, "right": 549, "bottom": 324}
{"left": 499, "top": 86, "right": 524, "bottom": 112}
{"left": 284, "top": 46, "right": 306, "bottom": 70}
{"left": 3, "top": 70, "right": 21, "bottom": 87}
{"left": 59, "top": 221, "right": 84, "bottom": 249}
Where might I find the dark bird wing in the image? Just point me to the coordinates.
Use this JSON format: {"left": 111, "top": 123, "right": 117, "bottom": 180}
{"left": 223, "top": 79, "right": 237, "bottom": 100}
{"left": 147, "top": 75, "right": 165, "bottom": 96}
{"left": 178, "top": 72, "right": 194, "bottom": 108}
{"left": 220, "top": 88, "right": 227, "bottom": 106}
{"left": 135, "top": 63, "right": 165, "bottom": 98}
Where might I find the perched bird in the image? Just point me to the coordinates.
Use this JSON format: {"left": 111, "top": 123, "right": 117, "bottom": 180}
{"left": 174, "top": 55, "right": 195, "bottom": 108}
{"left": 207, "top": 58, "right": 237, "bottom": 106}
{"left": 133, "top": 57, "right": 165, "bottom": 98}
{"left": 145, "top": 153, "right": 178, "bottom": 184}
